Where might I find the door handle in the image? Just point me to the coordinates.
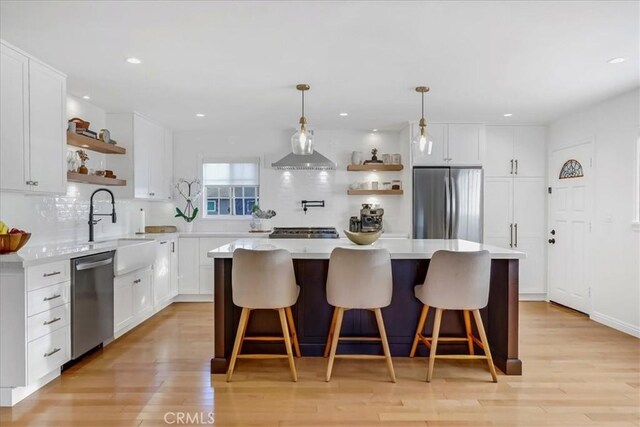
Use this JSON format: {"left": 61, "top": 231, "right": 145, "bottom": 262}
{"left": 509, "top": 224, "right": 513, "bottom": 247}
{"left": 548, "top": 238, "right": 556, "bottom": 244}
{"left": 514, "top": 223, "right": 518, "bottom": 247}
{"left": 510, "top": 160, "right": 514, "bottom": 175}
{"left": 76, "top": 258, "right": 113, "bottom": 271}
{"left": 515, "top": 160, "right": 519, "bottom": 175}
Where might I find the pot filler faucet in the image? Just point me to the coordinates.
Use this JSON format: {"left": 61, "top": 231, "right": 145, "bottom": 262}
{"left": 89, "top": 188, "right": 117, "bottom": 242}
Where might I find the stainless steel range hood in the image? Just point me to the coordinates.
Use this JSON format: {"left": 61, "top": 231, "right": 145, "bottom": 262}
{"left": 271, "top": 151, "right": 336, "bottom": 170}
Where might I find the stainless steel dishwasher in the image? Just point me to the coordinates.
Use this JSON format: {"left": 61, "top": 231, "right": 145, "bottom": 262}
{"left": 70, "top": 250, "right": 115, "bottom": 359}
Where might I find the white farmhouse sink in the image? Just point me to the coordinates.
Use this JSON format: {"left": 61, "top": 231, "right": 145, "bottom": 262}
{"left": 111, "top": 238, "right": 157, "bottom": 276}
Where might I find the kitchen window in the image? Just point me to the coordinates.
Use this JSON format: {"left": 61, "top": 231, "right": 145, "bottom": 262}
{"left": 202, "top": 158, "right": 260, "bottom": 218}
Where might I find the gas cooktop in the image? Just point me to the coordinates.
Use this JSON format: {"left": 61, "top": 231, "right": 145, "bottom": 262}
{"left": 269, "top": 227, "right": 339, "bottom": 239}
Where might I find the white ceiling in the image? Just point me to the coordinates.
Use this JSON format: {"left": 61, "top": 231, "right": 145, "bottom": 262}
{"left": 1, "top": 1, "right": 638, "bottom": 132}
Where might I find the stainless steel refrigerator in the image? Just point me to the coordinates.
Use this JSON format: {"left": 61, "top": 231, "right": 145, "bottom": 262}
{"left": 413, "top": 167, "right": 483, "bottom": 242}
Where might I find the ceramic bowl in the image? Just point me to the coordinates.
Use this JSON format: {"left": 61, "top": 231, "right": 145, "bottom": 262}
{"left": 343, "top": 229, "right": 382, "bottom": 245}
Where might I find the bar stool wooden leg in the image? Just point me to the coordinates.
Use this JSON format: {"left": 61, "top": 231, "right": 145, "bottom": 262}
{"left": 323, "top": 307, "right": 338, "bottom": 358}
{"left": 285, "top": 306, "right": 301, "bottom": 357}
{"left": 409, "top": 305, "right": 429, "bottom": 358}
{"left": 226, "top": 308, "right": 250, "bottom": 382}
{"left": 463, "top": 310, "right": 475, "bottom": 356}
{"left": 278, "top": 308, "right": 297, "bottom": 382}
{"left": 472, "top": 309, "right": 498, "bottom": 383}
{"left": 374, "top": 308, "right": 396, "bottom": 383}
{"left": 426, "top": 308, "right": 443, "bottom": 382}
{"left": 325, "top": 307, "right": 344, "bottom": 382}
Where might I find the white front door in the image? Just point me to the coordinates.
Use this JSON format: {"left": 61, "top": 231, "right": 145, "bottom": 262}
{"left": 548, "top": 142, "right": 593, "bottom": 313}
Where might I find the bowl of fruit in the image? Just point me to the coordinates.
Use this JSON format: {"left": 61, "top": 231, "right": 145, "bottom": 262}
{"left": 0, "top": 221, "right": 31, "bottom": 254}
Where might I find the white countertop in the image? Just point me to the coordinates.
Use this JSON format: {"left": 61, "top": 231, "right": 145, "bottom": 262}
{"left": 0, "top": 233, "right": 179, "bottom": 267}
{"left": 207, "top": 238, "right": 525, "bottom": 260}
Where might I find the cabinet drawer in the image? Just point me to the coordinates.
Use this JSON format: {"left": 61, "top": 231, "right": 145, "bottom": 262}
{"left": 27, "top": 260, "right": 70, "bottom": 290}
{"left": 27, "top": 326, "right": 69, "bottom": 383}
{"left": 27, "top": 303, "right": 70, "bottom": 342}
{"left": 27, "top": 281, "right": 70, "bottom": 316}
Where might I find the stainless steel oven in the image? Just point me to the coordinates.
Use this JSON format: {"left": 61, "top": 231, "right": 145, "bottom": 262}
{"left": 70, "top": 251, "right": 115, "bottom": 359}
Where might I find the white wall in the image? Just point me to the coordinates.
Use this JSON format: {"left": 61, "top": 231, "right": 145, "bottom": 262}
{"left": 548, "top": 88, "right": 640, "bottom": 336}
{"left": 0, "top": 97, "right": 172, "bottom": 245}
{"left": 172, "top": 128, "right": 412, "bottom": 234}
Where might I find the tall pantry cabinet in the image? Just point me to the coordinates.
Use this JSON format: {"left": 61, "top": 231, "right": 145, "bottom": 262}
{"left": 484, "top": 126, "right": 547, "bottom": 299}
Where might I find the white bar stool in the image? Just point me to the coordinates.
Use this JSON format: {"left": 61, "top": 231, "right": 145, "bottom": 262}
{"left": 410, "top": 250, "right": 498, "bottom": 382}
{"left": 324, "top": 247, "right": 396, "bottom": 383}
{"left": 226, "top": 248, "right": 301, "bottom": 382}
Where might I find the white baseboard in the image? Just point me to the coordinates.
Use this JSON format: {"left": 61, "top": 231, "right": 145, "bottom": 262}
{"left": 0, "top": 369, "right": 60, "bottom": 407}
{"left": 173, "top": 294, "right": 213, "bottom": 302}
{"left": 519, "top": 292, "right": 547, "bottom": 301}
{"left": 590, "top": 311, "right": 640, "bottom": 338}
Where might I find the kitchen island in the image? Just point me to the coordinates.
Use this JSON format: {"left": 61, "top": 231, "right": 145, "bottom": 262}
{"left": 208, "top": 238, "right": 525, "bottom": 375}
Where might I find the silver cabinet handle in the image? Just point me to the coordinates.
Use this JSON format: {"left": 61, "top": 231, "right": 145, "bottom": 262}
{"left": 44, "top": 348, "right": 61, "bottom": 358}
{"left": 43, "top": 317, "right": 61, "bottom": 326}
{"left": 515, "top": 159, "right": 519, "bottom": 175}
{"left": 43, "top": 271, "right": 61, "bottom": 277}
{"left": 160, "top": 241, "right": 168, "bottom": 245}
{"left": 510, "top": 160, "right": 514, "bottom": 174}
{"left": 514, "top": 223, "right": 518, "bottom": 247}
{"left": 509, "top": 224, "right": 513, "bottom": 247}
{"left": 149, "top": 192, "right": 155, "bottom": 196}
{"left": 171, "top": 241, "right": 175, "bottom": 253}
{"left": 133, "top": 279, "right": 141, "bottom": 284}
{"left": 33, "top": 181, "right": 38, "bottom": 186}
{"left": 43, "top": 294, "right": 62, "bottom": 301}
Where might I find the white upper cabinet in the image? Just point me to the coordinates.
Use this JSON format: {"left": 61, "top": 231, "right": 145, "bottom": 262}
{"left": 485, "top": 125, "right": 546, "bottom": 177}
{"left": 106, "top": 112, "right": 172, "bottom": 200}
{"left": 447, "top": 124, "right": 484, "bottom": 165}
{"left": 484, "top": 126, "right": 514, "bottom": 176}
{"left": 0, "top": 41, "right": 66, "bottom": 194}
{"left": 0, "top": 43, "right": 29, "bottom": 192}
{"left": 163, "top": 129, "right": 174, "bottom": 200}
{"left": 411, "top": 123, "right": 484, "bottom": 166}
{"left": 27, "top": 60, "right": 66, "bottom": 194}
{"left": 513, "top": 127, "right": 546, "bottom": 177}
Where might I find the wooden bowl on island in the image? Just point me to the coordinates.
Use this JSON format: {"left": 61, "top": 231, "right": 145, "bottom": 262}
{"left": 0, "top": 233, "right": 31, "bottom": 254}
{"left": 343, "top": 229, "right": 382, "bottom": 245}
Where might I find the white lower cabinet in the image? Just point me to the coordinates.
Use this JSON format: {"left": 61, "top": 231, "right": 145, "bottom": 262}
{"left": 113, "top": 267, "right": 153, "bottom": 338}
{"left": 0, "top": 260, "right": 71, "bottom": 407}
{"left": 170, "top": 239, "right": 179, "bottom": 298}
{"left": 153, "top": 240, "right": 172, "bottom": 308}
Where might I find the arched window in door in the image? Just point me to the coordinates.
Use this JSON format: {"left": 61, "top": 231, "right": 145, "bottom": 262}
{"left": 559, "top": 159, "right": 584, "bottom": 179}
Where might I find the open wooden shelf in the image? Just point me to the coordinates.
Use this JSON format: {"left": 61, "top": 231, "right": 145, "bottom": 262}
{"left": 67, "top": 172, "right": 127, "bottom": 186}
{"left": 347, "top": 189, "right": 403, "bottom": 196}
{"left": 67, "top": 132, "right": 126, "bottom": 154}
{"left": 347, "top": 164, "right": 403, "bottom": 172}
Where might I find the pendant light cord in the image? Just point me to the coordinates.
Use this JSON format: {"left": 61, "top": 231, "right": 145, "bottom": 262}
{"left": 421, "top": 91, "right": 424, "bottom": 120}
{"left": 301, "top": 89, "right": 305, "bottom": 118}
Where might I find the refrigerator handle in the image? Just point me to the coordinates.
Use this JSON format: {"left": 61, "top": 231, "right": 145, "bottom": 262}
{"left": 444, "top": 173, "right": 450, "bottom": 239}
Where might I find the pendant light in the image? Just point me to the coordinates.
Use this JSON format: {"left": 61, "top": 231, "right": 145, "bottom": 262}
{"left": 413, "top": 86, "right": 433, "bottom": 155}
{"left": 291, "top": 84, "right": 313, "bottom": 155}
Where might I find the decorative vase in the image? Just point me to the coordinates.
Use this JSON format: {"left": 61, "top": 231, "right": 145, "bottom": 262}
{"left": 183, "top": 221, "right": 194, "bottom": 233}
{"left": 350, "top": 151, "right": 363, "bottom": 165}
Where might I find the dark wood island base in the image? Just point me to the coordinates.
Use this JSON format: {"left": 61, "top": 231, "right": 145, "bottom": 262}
{"left": 211, "top": 257, "right": 522, "bottom": 376}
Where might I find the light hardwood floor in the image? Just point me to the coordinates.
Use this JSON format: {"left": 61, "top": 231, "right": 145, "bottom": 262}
{"left": 1, "top": 302, "right": 638, "bottom": 426}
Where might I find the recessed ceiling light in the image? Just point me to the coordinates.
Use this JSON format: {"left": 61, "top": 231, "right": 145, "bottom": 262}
{"left": 196, "top": 113, "right": 205, "bottom": 118}
{"left": 126, "top": 57, "right": 142, "bottom": 64}
{"left": 607, "top": 57, "right": 625, "bottom": 64}
{"left": 503, "top": 113, "right": 513, "bottom": 117}
{"left": 372, "top": 129, "right": 378, "bottom": 132}
{"left": 339, "top": 112, "right": 348, "bottom": 117}
{"left": 82, "top": 95, "right": 90, "bottom": 100}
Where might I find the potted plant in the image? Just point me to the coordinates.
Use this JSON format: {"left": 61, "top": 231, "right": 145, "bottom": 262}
{"left": 250, "top": 205, "right": 276, "bottom": 232}
{"left": 175, "top": 178, "right": 202, "bottom": 232}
